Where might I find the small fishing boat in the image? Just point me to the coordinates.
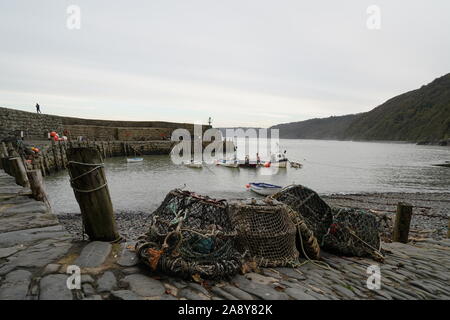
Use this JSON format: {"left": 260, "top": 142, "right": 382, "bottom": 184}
{"left": 217, "top": 160, "right": 239, "bottom": 168}
{"left": 289, "top": 161, "right": 302, "bottom": 169}
{"left": 270, "top": 152, "right": 288, "bottom": 168}
{"left": 184, "top": 160, "right": 203, "bottom": 168}
{"left": 127, "top": 157, "right": 144, "bottom": 163}
{"left": 246, "top": 182, "right": 283, "bottom": 196}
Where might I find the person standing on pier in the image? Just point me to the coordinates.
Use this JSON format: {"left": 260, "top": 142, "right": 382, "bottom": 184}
{"left": 35, "top": 103, "right": 41, "bottom": 114}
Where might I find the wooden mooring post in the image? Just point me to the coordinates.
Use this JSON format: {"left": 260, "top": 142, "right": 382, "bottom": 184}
{"left": 26, "top": 169, "right": 50, "bottom": 207}
{"left": 58, "top": 141, "right": 66, "bottom": 168}
{"left": 66, "top": 147, "right": 119, "bottom": 241}
{"left": 9, "top": 157, "right": 30, "bottom": 187}
{"left": 1, "top": 142, "right": 8, "bottom": 157}
{"left": 51, "top": 139, "right": 60, "bottom": 172}
{"left": 393, "top": 202, "right": 413, "bottom": 243}
{"left": 1, "top": 157, "right": 11, "bottom": 174}
{"left": 448, "top": 219, "right": 450, "bottom": 239}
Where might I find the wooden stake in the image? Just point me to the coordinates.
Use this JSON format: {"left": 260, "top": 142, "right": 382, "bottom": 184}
{"left": 393, "top": 202, "right": 413, "bottom": 243}
{"left": 9, "top": 157, "right": 30, "bottom": 187}
{"left": 26, "top": 169, "right": 50, "bottom": 207}
{"left": 447, "top": 219, "right": 450, "bottom": 239}
{"left": 66, "top": 147, "right": 119, "bottom": 241}
{"left": 43, "top": 154, "right": 51, "bottom": 175}
{"left": 1, "top": 157, "right": 11, "bottom": 174}
{"left": 1, "top": 142, "right": 8, "bottom": 157}
{"left": 51, "top": 139, "right": 59, "bottom": 171}
{"left": 59, "top": 141, "right": 66, "bottom": 168}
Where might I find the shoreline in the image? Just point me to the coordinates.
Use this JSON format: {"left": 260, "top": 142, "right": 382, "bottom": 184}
{"left": 2, "top": 168, "right": 450, "bottom": 300}
{"left": 58, "top": 191, "right": 450, "bottom": 242}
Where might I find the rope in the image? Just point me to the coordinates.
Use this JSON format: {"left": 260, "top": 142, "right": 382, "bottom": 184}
{"left": 67, "top": 160, "right": 108, "bottom": 193}
{"left": 295, "top": 220, "right": 332, "bottom": 271}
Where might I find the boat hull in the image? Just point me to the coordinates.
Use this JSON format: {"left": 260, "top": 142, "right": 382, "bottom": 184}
{"left": 127, "top": 158, "right": 144, "bottom": 163}
{"left": 270, "top": 160, "right": 287, "bottom": 168}
{"left": 184, "top": 161, "right": 202, "bottom": 168}
{"left": 218, "top": 162, "right": 239, "bottom": 168}
{"left": 248, "top": 183, "right": 283, "bottom": 196}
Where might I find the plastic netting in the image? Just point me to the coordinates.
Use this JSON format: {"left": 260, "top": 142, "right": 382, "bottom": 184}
{"left": 135, "top": 189, "right": 242, "bottom": 280}
{"left": 270, "top": 185, "right": 333, "bottom": 244}
{"left": 322, "top": 207, "right": 384, "bottom": 261}
{"left": 227, "top": 198, "right": 300, "bottom": 267}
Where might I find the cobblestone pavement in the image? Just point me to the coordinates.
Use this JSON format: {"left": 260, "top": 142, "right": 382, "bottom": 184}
{"left": 1, "top": 170, "right": 449, "bottom": 300}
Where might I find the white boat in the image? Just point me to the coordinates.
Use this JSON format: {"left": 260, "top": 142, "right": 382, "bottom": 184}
{"left": 127, "top": 157, "right": 144, "bottom": 163}
{"left": 247, "top": 182, "right": 283, "bottom": 196}
{"left": 183, "top": 160, "right": 203, "bottom": 168}
{"left": 270, "top": 152, "right": 288, "bottom": 168}
{"left": 216, "top": 160, "right": 239, "bottom": 168}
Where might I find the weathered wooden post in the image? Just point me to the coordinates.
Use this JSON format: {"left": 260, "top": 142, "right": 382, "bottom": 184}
{"left": 9, "top": 157, "right": 30, "bottom": 187}
{"left": 43, "top": 154, "right": 50, "bottom": 175}
{"left": 26, "top": 169, "right": 50, "bottom": 207}
{"left": 393, "top": 202, "right": 413, "bottom": 243}
{"left": 51, "top": 139, "right": 59, "bottom": 172}
{"left": 7, "top": 143, "right": 19, "bottom": 157}
{"left": 59, "top": 141, "right": 66, "bottom": 168}
{"left": 1, "top": 157, "right": 11, "bottom": 174}
{"left": 66, "top": 147, "right": 119, "bottom": 241}
{"left": 447, "top": 219, "right": 450, "bottom": 239}
{"left": 1, "top": 142, "right": 8, "bottom": 157}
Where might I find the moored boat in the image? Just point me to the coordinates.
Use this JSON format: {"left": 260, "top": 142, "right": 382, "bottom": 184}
{"left": 217, "top": 160, "right": 239, "bottom": 168}
{"left": 246, "top": 182, "right": 283, "bottom": 196}
{"left": 184, "top": 160, "right": 203, "bottom": 168}
{"left": 270, "top": 152, "right": 288, "bottom": 168}
{"left": 127, "top": 157, "right": 144, "bottom": 163}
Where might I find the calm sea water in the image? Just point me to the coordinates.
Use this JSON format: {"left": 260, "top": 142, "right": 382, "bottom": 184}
{"left": 45, "top": 139, "right": 450, "bottom": 214}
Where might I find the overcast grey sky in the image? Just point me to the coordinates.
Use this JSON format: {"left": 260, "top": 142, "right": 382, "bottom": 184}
{"left": 1, "top": 1, "right": 449, "bottom": 127}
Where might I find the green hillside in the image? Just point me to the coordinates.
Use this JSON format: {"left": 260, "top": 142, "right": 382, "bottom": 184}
{"left": 271, "top": 73, "right": 450, "bottom": 143}
{"left": 344, "top": 74, "right": 450, "bottom": 142}
{"left": 270, "top": 114, "right": 359, "bottom": 140}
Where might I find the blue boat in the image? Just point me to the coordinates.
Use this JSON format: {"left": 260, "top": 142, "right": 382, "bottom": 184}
{"left": 247, "top": 182, "right": 283, "bottom": 196}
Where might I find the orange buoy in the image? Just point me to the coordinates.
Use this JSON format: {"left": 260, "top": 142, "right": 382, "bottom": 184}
{"left": 264, "top": 162, "right": 271, "bottom": 168}
{"left": 245, "top": 184, "right": 250, "bottom": 189}
{"left": 50, "top": 131, "right": 57, "bottom": 137}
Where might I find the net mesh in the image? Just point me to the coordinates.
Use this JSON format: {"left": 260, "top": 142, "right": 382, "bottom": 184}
{"left": 270, "top": 185, "right": 333, "bottom": 244}
{"left": 284, "top": 205, "right": 321, "bottom": 261}
{"left": 322, "top": 207, "right": 383, "bottom": 261}
{"left": 227, "top": 198, "right": 300, "bottom": 267}
{"left": 135, "top": 189, "right": 242, "bottom": 280}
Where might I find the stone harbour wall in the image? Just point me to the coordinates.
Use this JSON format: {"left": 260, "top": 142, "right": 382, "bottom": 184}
{"left": 0, "top": 107, "right": 208, "bottom": 141}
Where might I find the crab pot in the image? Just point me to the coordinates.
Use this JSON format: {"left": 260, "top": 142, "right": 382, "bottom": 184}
{"left": 270, "top": 184, "right": 333, "bottom": 244}
{"left": 228, "top": 199, "right": 299, "bottom": 267}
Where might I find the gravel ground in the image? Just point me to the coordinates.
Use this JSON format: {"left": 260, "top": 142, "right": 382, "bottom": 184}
{"left": 322, "top": 192, "right": 450, "bottom": 240}
{"left": 58, "top": 192, "right": 450, "bottom": 241}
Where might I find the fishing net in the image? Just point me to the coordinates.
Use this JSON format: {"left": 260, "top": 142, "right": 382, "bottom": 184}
{"left": 135, "top": 189, "right": 242, "bottom": 280}
{"left": 322, "top": 207, "right": 384, "bottom": 261}
{"left": 284, "top": 205, "right": 321, "bottom": 261}
{"left": 227, "top": 198, "right": 300, "bottom": 267}
{"left": 270, "top": 185, "right": 333, "bottom": 244}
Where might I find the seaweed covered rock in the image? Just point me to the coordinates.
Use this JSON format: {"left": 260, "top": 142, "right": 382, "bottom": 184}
{"left": 135, "top": 189, "right": 242, "bottom": 280}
